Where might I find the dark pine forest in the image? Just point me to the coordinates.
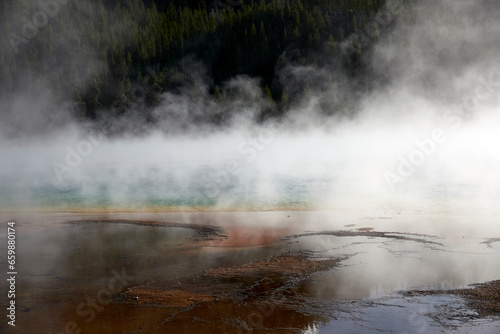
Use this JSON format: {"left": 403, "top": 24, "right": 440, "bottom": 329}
{"left": 0, "top": 0, "right": 405, "bottom": 128}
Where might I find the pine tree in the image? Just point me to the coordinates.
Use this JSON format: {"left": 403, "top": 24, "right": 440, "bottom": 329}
{"left": 264, "top": 85, "right": 272, "bottom": 100}
{"left": 250, "top": 23, "right": 257, "bottom": 38}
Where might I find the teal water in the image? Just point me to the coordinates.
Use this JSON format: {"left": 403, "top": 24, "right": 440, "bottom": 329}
{"left": 2, "top": 163, "right": 500, "bottom": 213}
{"left": 0, "top": 167, "right": 333, "bottom": 210}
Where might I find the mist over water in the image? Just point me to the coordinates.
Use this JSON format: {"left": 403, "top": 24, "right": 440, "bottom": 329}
{"left": 2, "top": 0, "right": 500, "bottom": 220}
{"left": 4, "top": 3, "right": 500, "bottom": 334}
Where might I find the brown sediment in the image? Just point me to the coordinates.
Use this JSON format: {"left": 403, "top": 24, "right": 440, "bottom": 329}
{"left": 66, "top": 219, "right": 226, "bottom": 239}
{"left": 454, "top": 281, "right": 500, "bottom": 316}
{"left": 206, "top": 252, "right": 339, "bottom": 276}
{"left": 118, "top": 252, "right": 339, "bottom": 309}
{"left": 356, "top": 227, "right": 374, "bottom": 232}
{"left": 404, "top": 280, "right": 500, "bottom": 317}
{"left": 481, "top": 238, "right": 500, "bottom": 247}
{"left": 121, "top": 288, "right": 216, "bottom": 307}
{"left": 206, "top": 225, "right": 291, "bottom": 247}
{"left": 285, "top": 230, "right": 442, "bottom": 245}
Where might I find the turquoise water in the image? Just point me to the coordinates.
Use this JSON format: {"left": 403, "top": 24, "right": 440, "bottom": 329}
{"left": 2, "top": 163, "right": 500, "bottom": 213}
{"left": 0, "top": 167, "right": 333, "bottom": 210}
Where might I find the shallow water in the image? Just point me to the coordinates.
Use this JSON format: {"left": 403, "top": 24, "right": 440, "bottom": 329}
{"left": 291, "top": 234, "right": 500, "bottom": 299}
{"left": 0, "top": 216, "right": 287, "bottom": 333}
{"left": 1, "top": 212, "right": 499, "bottom": 333}
{"left": 315, "top": 294, "right": 500, "bottom": 334}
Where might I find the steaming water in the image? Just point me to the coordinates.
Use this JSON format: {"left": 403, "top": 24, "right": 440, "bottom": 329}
{"left": 0, "top": 165, "right": 330, "bottom": 210}
{"left": 0, "top": 166, "right": 495, "bottom": 212}
{"left": 2, "top": 151, "right": 500, "bottom": 215}
{"left": 1, "top": 0, "right": 500, "bottom": 216}
{"left": 2, "top": 0, "right": 500, "bottom": 332}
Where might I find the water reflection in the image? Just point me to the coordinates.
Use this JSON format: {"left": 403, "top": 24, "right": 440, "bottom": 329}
{"left": 302, "top": 324, "right": 319, "bottom": 334}
{"left": 292, "top": 233, "right": 500, "bottom": 299}
{"left": 1, "top": 211, "right": 499, "bottom": 333}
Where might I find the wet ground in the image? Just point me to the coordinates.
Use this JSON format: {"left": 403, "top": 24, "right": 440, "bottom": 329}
{"left": 0, "top": 211, "right": 499, "bottom": 333}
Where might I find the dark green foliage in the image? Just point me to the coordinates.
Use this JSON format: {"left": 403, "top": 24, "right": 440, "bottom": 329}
{"left": 0, "top": 0, "right": 393, "bottom": 123}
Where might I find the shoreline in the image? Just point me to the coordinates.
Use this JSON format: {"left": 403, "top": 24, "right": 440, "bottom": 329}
{"left": 0, "top": 206, "right": 315, "bottom": 214}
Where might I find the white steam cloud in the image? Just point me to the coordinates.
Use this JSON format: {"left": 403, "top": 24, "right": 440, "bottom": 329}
{"left": 1, "top": 0, "right": 500, "bottom": 228}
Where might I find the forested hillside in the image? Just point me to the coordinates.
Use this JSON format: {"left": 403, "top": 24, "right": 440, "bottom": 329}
{"left": 0, "top": 0, "right": 396, "bottom": 127}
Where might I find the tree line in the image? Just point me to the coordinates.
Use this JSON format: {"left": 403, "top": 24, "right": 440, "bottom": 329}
{"left": 0, "top": 0, "right": 395, "bottom": 126}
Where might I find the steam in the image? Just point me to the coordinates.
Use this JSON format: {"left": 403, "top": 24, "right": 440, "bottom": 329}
{"left": 2, "top": 0, "right": 500, "bottom": 227}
